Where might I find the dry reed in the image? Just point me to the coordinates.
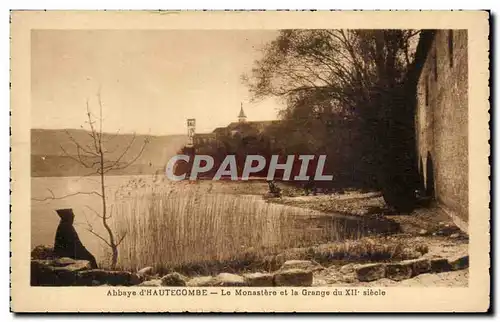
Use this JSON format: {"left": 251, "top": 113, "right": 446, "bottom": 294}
{"left": 110, "top": 184, "right": 364, "bottom": 272}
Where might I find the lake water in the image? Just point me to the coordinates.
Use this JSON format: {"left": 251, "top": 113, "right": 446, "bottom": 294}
{"left": 31, "top": 174, "right": 169, "bottom": 258}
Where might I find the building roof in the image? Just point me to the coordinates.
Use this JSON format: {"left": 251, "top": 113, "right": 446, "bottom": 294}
{"left": 212, "top": 127, "right": 227, "bottom": 134}
{"left": 227, "top": 120, "right": 278, "bottom": 130}
{"left": 194, "top": 133, "right": 215, "bottom": 138}
{"left": 193, "top": 104, "right": 280, "bottom": 141}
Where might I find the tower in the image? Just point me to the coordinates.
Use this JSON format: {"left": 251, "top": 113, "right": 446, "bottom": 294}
{"left": 238, "top": 102, "right": 247, "bottom": 123}
{"left": 187, "top": 118, "right": 196, "bottom": 147}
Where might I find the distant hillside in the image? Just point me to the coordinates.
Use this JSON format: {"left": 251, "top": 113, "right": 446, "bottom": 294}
{"left": 31, "top": 129, "right": 188, "bottom": 177}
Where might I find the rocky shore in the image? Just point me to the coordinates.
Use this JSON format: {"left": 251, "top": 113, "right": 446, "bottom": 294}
{"left": 31, "top": 251, "right": 468, "bottom": 287}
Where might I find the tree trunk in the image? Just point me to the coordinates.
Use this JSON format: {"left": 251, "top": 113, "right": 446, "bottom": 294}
{"left": 99, "top": 145, "right": 118, "bottom": 270}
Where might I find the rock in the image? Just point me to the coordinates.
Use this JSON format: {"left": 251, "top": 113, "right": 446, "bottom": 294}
{"left": 211, "top": 273, "right": 247, "bottom": 286}
{"left": 138, "top": 279, "right": 162, "bottom": 287}
{"left": 450, "top": 233, "right": 460, "bottom": 238}
{"left": 186, "top": 273, "right": 247, "bottom": 287}
{"left": 437, "top": 225, "right": 461, "bottom": 236}
{"left": 430, "top": 258, "right": 452, "bottom": 273}
{"left": 355, "top": 263, "right": 386, "bottom": 282}
{"left": 448, "top": 255, "right": 469, "bottom": 271}
{"left": 274, "top": 269, "right": 313, "bottom": 286}
{"left": 31, "top": 260, "right": 63, "bottom": 286}
{"left": 187, "top": 276, "right": 216, "bottom": 287}
{"left": 419, "top": 229, "right": 428, "bottom": 236}
{"left": 52, "top": 257, "right": 77, "bottom": 266}
{"left": 401, "top": 248, "right": 422, "bottom": 260}
{"left": 31, "top": 245, "right": 55, "bottom": 260}
{"left": 243, "top": 272, "right": 274, "bottom": 286}
{"left": 161, "top": 272, "right": 187, "bottom": 286}
{"left": 385, "top": 263, "right": 412, "bottom": 281}
{"left": 30, "top": 258, "right": 92, "bottom": 286}
{"left": 280, "top": 260, "right": 324, "bottom": 272}
{"left": 401, "top": 258, "right": 431, "bottom": 276}
{"left": 77, "top": 270, "right": 142, "bottom": 286}
{"left": 137, "top": 267, "right": 154, "bottom": 278}
{"left": 339, "top": 263, "right": 358, "bottom": 274}
{"left": 53, "top": 257, "right": 92, "bottom": 271}
{"left": 315, "top": 266, "right": 357, "bottom": 284}
{"left": 342, "top": 274, "right": 358, "bottom": 284}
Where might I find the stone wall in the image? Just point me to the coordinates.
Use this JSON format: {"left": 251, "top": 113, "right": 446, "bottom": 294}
{"left": 415, "top": 30, "right": 468, "bottom": 231}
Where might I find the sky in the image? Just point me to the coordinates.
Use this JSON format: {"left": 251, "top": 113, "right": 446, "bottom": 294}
{"left": 31, "top": 29, "right": 284, "bottom": 135}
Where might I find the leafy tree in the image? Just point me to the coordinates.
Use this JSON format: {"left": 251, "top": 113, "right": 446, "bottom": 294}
{"left": 243, "top": 29, "right": 421, "bottom": 209}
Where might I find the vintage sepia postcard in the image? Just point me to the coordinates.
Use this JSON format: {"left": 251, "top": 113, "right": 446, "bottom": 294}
{"left": 10, "top": 10, "right": 490, "bottom": 312}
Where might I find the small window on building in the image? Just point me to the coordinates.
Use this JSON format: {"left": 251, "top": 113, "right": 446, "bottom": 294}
{"left": 448, "top": 30, "right": 454, "bottom": 67}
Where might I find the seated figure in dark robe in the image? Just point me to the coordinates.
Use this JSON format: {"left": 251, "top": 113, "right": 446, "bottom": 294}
{"left": 53, "top": 208, "right": 98, "bottom": 269}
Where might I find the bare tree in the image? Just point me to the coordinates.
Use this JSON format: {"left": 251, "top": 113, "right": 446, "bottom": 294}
{"left": 34, "top": 93, "right": 149, "bottom": 269}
